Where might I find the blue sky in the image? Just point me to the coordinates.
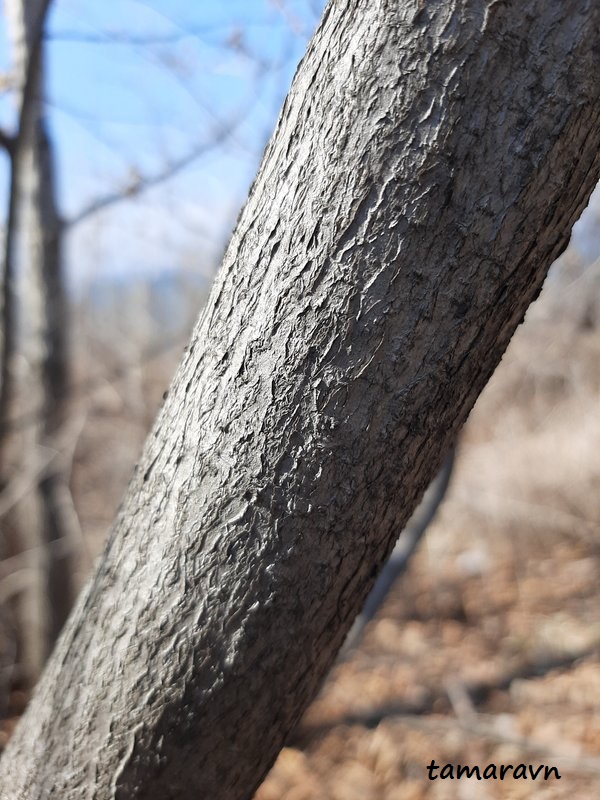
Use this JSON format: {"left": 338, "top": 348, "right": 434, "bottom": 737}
{"left": 0, "top": 0, "right": 326, "bottom": 290}
{"left": 0, "top": 0, "right": 598, "bottom": 295}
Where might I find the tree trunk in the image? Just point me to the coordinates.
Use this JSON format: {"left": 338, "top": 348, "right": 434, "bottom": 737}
{"left": 1, "top": 0, "right": 75, "bottom": 685}
{"left": 1, "top": 0, "right": 599, "bottom": 797}
{"left": 16, "top": 113, "right": 75, "bottom": 682}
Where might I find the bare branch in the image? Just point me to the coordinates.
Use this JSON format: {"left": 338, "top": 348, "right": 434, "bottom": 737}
{"left": 66, "top": 138, "right": 222, "bottom": 228}
{"left": 294, "top": 647, "right": 600, "bottom": 747}
{"left": 47, "top": 20, "right": 277, "bottom": 47}
{"left": 0, "top": 447, "right": 58, "bottom": 518}
{"left": 0, "top": 333, "right": 185, "bottom": 436}
{"left": 51, "top": 9, "right": 286, "bottom": 230}
{"left": 0, "top": 409, "right": 86, "bottom": 519}
{"left": 64, "top": 82, "right": 261, "bottom": 228}
{"left": 0, "top": 540, "right": 75, "bottom": 603}
{"left": 47, "top": 30, "right": 189, "bottom": 46}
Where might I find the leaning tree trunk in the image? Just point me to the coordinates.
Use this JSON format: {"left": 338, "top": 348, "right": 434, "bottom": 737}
{"left": 1, "top": 1, "right": 599, "bottom": 798}
{"left": 2, "top": 0, "right": 76, "bottom": 685}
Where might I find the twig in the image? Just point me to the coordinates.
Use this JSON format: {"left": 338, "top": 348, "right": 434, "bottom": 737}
{"left": 0, "top": 333, "right": 185, "bottom": 436}
{"left": 0, "top": 447, "right": 58, "bottom": 518}
{"left": 0, "top": 411, "right": 89, "bottom": 519}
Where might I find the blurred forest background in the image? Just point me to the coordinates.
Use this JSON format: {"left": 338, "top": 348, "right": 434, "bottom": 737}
{"left": 0, "top": 1, "right": 599, "bottom": 798}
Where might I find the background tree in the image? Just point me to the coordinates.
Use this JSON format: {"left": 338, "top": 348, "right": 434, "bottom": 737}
{"left": 0, "top": 0, "right": 70, "bottom": 686}
{"left": 0, "top": 0, "right": 314, "bottom": 687}
{"left": 0, "top": 1, "right": 598, "bottom": 798}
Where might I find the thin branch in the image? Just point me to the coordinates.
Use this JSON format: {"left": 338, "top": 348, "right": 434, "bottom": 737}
{"left": 64, "top": 84, "right": 261, "bottom": 228}
{"left": 448, "top": 703, "right": 600, "bottom": 776}
{"left": 0, "top": 446, "right": 58, "bottom": 518}
{"left": 0, "top": 540, "right": 75, "bottom": 603}
{"left": 456, "top": 488, "right": 600, "bottom": 539}
{"left": 47, "top": 30, "right": 190, "bottom": 46}
{"left": 402, "top": 711, "right": 600, "bottom": 776}
{"left": 270, "top": 0, "right": 308, "bottom": 36}
{"left": 293, "top": 646, "right": 600, "bottom": 747}
{"left": 47, "top": 1, "right": 271, "bottom": 49}
{"left": 53, "top": 11, "right": 282, "bottom": 230}
{"left": 0, "top": 407, "right": 86, "bottom": 518}
{"left": 0, "top": 332, "right": 186, "bottom": 437}
{"left": 65, "top": 137, "right": 223, "bottom": 228}
{"left": 47, "top": 20, "right": 278, "bottom": 47}
{"left": 140, "top": 44, "right": 258, "bottom": 150}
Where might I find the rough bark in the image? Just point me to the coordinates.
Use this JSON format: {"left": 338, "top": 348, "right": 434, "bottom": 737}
{"left": 2, "top": 0, "right": 600, "bottom": 797}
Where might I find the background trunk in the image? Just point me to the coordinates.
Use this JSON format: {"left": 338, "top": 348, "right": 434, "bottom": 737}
{"left": 16, "top": 112, "right": 74, "bottom": 682}
{"left": 1, "top": 0, "right": 599, "bottom": 797}
{"left": 1, "top": 0, "right": 75, "bottom": 685}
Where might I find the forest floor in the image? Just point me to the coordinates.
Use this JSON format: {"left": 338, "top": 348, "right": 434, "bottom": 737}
{"left": 0, "top": 256, "right": 599, "bottom": 799}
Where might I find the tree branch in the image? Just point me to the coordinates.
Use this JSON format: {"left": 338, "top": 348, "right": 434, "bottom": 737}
{"left": 65, "top": 139, "right": 222, "bottom": 227}
{"left": 64, "top": 93, "right": 258, "bottom": 228}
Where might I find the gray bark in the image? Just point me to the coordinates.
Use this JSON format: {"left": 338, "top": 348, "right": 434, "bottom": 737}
{"left": 2, "top": 0, "right": 600, "bottom": 798}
